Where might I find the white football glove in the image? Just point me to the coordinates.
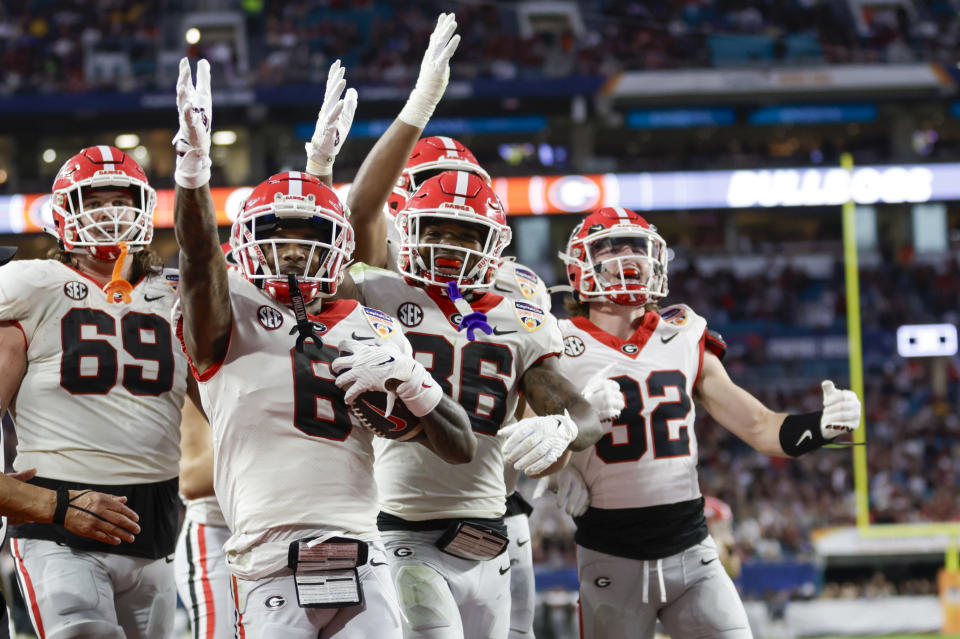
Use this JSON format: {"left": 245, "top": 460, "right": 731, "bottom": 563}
{"left": 173, "top": 57, "right": 212, "bottom": 189}
{"left": 398, "top": 13, "right": 460, "bottom": 128}
{"left": 332, "top": 339, "right": 442, "bottom": 418}
{"left": 305, "top": 60, "right": 358, "bottom": 177}
{"left": 582, "top": 365, "right": 624, "bottom": 422}
{"left": 820, "top": 379, "right": 861, "bottom": 439}
{"left": 533, "top": 464, "right": 590, "bottom": 517}
{"left": 500, "top": 411, "right": 578, "bottom": 476}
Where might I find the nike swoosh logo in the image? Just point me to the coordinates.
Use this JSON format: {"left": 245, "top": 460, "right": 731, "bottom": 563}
{"left": 517, "top": 538, "right": 529, "bottom": 547}
{"left": 661, "top": 333, "right": 678, "bottom": 344}
{"left": 493, "top": 283, "right": 512, "bottom": 293}
{"left": 421, "top": 382, "right": 432, "bottom": 389}
{"left": 379, "top": 357, "right": 395, "bottom": 365}
{"left": 492, "top": 327, "right": 517, "bottom": 336}
{"left": 370, "top": 560, "right": 388, "bottom": 567}
{"left": 351, "top": 332, "right": 375, "bottom": 341}
{"left": 700, "top": 557, "right": 717, "bottom": 565}
{"left": 796, "top": 430, "right": 813, "bottom": 446}
{"left": 499, "top": 565, "right": 511, "bottom": 575}
{"left": 144, "top": 295, "right": 165, "bottom": 302}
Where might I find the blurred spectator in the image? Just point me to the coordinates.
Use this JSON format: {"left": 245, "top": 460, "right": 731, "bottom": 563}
{"left": 4, "top": 0, "right": 960, "bottom": 96}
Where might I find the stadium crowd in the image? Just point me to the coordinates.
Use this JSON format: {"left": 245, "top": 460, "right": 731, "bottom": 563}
{"left": 4, "top": 0, "right": 960, "bottom": 96}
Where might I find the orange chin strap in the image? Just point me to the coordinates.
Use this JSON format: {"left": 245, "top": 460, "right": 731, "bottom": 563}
{"left": 103, "top": 241, "right": 133, "bottom": 304}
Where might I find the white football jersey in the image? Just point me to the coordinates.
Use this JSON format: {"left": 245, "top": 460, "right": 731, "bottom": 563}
{"left": 194, "top": 269, "right": 412, "bottom": 579}
{"left": 558, "top": 305, "right": 710, "bottom": 510}
{"left": 183, "top": 496, "right": 227, "bottom": 528}
{"left": 350, "top": 266, "right": 563, "bottom": 520}
{"left": 0, "top": 259, "right": 187, "bottom": 484}
{"left": 492, "top": 259, "right": 551, "bottom": 312}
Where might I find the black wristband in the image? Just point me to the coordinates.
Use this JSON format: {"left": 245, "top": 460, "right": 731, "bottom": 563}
{"left": 53, "top": 486, "right": 70, "bottom": 526}
{"left": 779, "top": 411, "right": 828, "bottom": 457}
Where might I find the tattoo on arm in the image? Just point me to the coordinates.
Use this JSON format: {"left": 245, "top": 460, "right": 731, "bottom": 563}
{"left": 414, "top": 395, "right": 476, "bottom": 464}
{"left": 174, "top": 185, "right": 231, "bottom": 372}
{"left": 521, "top": 357, "right": 603, "bottom": 451}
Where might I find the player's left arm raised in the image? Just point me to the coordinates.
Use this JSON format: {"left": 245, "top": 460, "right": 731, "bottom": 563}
{"left": 344, "top": 13, "right": 460, "bottom": 268}
{"left": 500, "top": 356, "right": 604, "bottom": 476}
{"left": 171, "top": 57, "right": 231, "bottom": 375}
{"left": 695, "top": 351, "right": 861, "bottom": 458}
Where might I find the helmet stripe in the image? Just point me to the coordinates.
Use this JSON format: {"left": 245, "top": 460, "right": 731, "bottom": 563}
{"left": 288, "top": 172, "right": 302, "bottom": 197}
{"left": 613, "top": 207, "right": 629, "bottom": 220}
{"left": 438, "top": 136, "right": 458, "bottom": 158}
{"left": 453, "top": 170, "right": 469, "bottom": 205}
{"left": 97, "top": 145, "right": 115, "bottom": 171}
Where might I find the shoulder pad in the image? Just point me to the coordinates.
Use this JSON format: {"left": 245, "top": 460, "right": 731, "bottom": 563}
{"left": 510, "top": 265, "right": 541, "bottom": 300}
{"left": 513, "top": 299, "right": 546, "bottom": 332}
{"left": 659, "top": 304, "right": 696, "bottom": 328}
{"left": 704, "top": 328, "right": 727, "bottom": 361}
{"left": 361, "top": 306, "right": 397, "bottom": 338}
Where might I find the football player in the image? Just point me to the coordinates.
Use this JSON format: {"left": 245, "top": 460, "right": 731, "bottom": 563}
{"left": 0, "top": 146, "right": 198, "bottom": 638}
{"left": 172, "top": 57, "right": 474, "bottom": 638}
{"left": 174, "top": 396, "right": 232, "bottom": 639}
{"left": 324, "top": 169, "right": 602, "bottom": 639}
{"left": 302, "top": 31, "right": 550, "bottom": 634}
{"left": 542, "top": 206, "right": 861, "bottom": 639}
{"left": 172, "top": 243, "right": 240, "bottom": 639}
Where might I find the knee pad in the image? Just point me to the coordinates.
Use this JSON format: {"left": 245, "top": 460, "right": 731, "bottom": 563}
{"left": 47, "top": 619, "right": 125, "bottom": 639}
{"left": 394, "top": 565, "right": 456, "bottom": 631}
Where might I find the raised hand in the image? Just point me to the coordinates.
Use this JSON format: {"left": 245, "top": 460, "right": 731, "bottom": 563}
{"left": 398, "top": 12, "right": 461, "bottom": 128}
{"left": 306, "top": 60, "right": 358, "bottom": 177}
{"left": 173, "top": 57, "right": 212, "bottom": 188}
{"left": 820, "top": 380, "right": 861, "bottom": 438}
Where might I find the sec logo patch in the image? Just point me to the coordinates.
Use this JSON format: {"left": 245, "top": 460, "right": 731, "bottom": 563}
{"left": 563, "top": 336, "right": 585, "bottom": 357}
{"left": 64, "top": 281, "right": 88, "bottom": 301}
{"left": 258, "top": 305, "right": 284, "bottom": 330}
{"left": 397, "top": 302, "right": 423, "bottom": 327}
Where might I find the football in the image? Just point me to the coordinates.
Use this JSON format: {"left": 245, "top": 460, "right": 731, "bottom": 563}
{"left": 349, "top": 390, "right": 423, "bottom": 441}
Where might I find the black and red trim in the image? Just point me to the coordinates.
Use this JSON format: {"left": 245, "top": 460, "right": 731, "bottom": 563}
{"left": 176, "top": 315, "right": 233, "bottom": 383}
{"left": 704, "top": 328, "right": 727, "bottom": 360}
{"left": 570, "top": 312, "right": 659, "bottom": 359}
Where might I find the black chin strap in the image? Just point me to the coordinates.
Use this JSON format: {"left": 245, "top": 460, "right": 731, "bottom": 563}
{"left": 287, "top": 273, "right": 321, "bottom": 352}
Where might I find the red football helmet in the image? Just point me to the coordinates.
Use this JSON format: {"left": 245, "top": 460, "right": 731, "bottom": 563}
{"left": 391, "top": 136, "right": 491, "bottom": 214}
{"left": 50, "top": 146, "right": 156, "bottom": 261}
{"left": 230, "top": 171, "right": 354, "bottom": 304}
{"left": 560, "top": 207, "right": 669, "bottom": 306}
{"left": 396, "top": 170, "right": 511, "bottom": 293}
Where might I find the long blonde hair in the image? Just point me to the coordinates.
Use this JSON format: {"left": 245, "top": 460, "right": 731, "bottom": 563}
{"left": 563, "top": 294, "right": 659, "bottom": 318}
{"left": 47, "top": 248, "right": 164, "bottom": 281}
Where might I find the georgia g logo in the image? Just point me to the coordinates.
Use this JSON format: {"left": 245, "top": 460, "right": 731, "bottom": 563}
{"left": 393, "top": 547, "right": 414, "bottom": 558}
{"left": 594, "top": 577, "right": 612, "bottom": 588}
